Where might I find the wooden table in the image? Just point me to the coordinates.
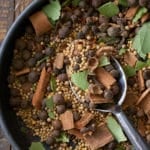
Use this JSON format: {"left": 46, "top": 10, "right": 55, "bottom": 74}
{"left": 0, "top": 0, "right": 32, "bottom": 149}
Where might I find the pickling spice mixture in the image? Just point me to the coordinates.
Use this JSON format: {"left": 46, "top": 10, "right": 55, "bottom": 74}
{"left": 8, "top": 0, "right": 150, "bottom": 150}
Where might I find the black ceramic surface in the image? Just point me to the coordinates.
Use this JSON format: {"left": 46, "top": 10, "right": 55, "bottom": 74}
{"left": 0, "top": 0, "right": 48, "bottom": 149}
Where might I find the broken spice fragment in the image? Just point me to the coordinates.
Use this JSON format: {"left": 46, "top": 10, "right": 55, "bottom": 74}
{"left": 124, "top": 51, "right": 137, "bottom": 67}
{"left": 60, "top": 110, "right": 74, "bottom": 130}
{"left": 88, "top": 84, "right": 103, "bottom": 95}
{"left": 54, "top": 53, "right": 64, "bottom": 69}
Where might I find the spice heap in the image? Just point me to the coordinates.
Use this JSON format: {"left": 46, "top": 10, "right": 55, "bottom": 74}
{"left": 8, "top": 0, "right": 150, "bottom": 150}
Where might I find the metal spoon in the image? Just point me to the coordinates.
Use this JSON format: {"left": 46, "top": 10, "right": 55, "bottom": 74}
{"left": 95, "top": 57, "right": 149, "bottom": 150}
{"left": 69, "top": 57, "right": 149, "bottom": 150}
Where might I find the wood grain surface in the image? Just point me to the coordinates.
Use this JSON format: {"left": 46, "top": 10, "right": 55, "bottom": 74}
{"left": 0, "top": 0, "right": 32, "bottom": 149}
{"left": 0, "top": 0, "right": 32, "bottom": 42}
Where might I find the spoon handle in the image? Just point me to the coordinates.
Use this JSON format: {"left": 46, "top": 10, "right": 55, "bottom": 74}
{"left": 113, "top": 106, "right": 149, "bottom": 150}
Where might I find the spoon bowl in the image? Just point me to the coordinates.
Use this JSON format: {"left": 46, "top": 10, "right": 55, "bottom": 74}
{"left": 96, "top": 57, "right": 149, "bottom": 150}
{"left": 95, "top": 57, "right": 127, "bottom": 112}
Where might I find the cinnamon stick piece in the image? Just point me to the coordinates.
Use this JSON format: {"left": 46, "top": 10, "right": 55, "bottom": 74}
{"left": 88, "top": 93, "right": 112, "bottom": 104}
{"left": 125, "top": 6, "right": 139, "bottom": 20}
{"left": 32, "top": 67, "right": 51, "bottom": 109}
{"left": 75, "top": 112, "right": 94, "bottom": 129}
{"left": 29, "top": 11, "right": 52, "bottom": 36}
{"left": 137, "top": 70, "right": 145, "bottom": 92}
{"left": 15, "top": 68, "right": 30, "bottom": 76}
{"left": 60, "top": 110, "right": 74, "bottom": 130}
{"left": 95, "top": 67, "right": 116, "bottom": 89}
{"left": 124, "top": 51, "right": 137, "bottom": 67}
{"left": 85, "top": 123, "right": 114, "bottom": 150}
{"left": 136, "top": 88, "right": 150, "bottom": 119}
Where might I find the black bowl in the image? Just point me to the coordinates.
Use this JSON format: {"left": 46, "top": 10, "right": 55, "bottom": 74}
{"left": 0, "top": 0, "right": 48, "bottom": 149}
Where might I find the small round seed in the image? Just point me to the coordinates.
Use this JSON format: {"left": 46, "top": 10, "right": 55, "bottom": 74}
{"left": 57, "top": 73, "right": 68, "bottom": 82}
{"left": 53, "top": 94, "right": 65, "bottom": 105}
{"left": 12, "top": 59, "right": 24, "bottom": 70}
{"left": 38, "top": 111, "right": 48, "bottom": 121}
{"left": 28, "top": 71, "right": 39, "bottom": 83}
{"left": 52, "top": 120, "right": 62, "bottom": 130}
{"left": 56, "top": 105, "right": 66, "bottom": 114}
{"left": 46, "top": 136, "right": 54, "bottom": 145}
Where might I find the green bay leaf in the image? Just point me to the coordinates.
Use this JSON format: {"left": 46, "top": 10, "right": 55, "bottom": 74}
{"left": 99, "top": 56, "right": 110, "bottom": 67}
{"left": 62, "top": 0, "right": 71, "bottom": 7}
{"left": 56, "top": 132, "right": 69, "bottom": 143}
{"left": 119, "top": 48, "right": 127, "bottom": 55}
{"left": 135, "top": 60, "right": 147, "bottom": 71}
{"left": 71, "top": 70, "right": 89, "bottom": 90}
{"left": 135, "top": 59, "right": 150, "bottom": 71}
{"left": 46, "top": 97, "right": 54, "bottom": 110}
{"left": 48, "top": 111, "right": 55, "bottom": 119}
{"left": 72, "top": 0, "right": 80, "bottom": 6}
{"left": 118, "top": 0, "right": 128, "bottom": 7}
{"left": 50, "top": 76, "right": 57, "bottom": 92}
{"left": 29, "top": 142, "right": 45, "bottom": 150}
{"left": 97, "top": 2, "right": 119, "bottom": 18}
{"left": 106, "top": 116, "right": 127, "bottom": 143}
{"left": 42, "top": 0, "right": 61, "bottom": 21}
{"left": 123, "top": 65, "right": 136, "bottom": 78}
{"left": 133, "top": 22, "right": 150, "bottom": 58}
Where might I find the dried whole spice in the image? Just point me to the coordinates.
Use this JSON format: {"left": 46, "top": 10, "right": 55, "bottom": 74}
{"left": 32, "top": 67, "right": 51, "bottom": 109}
{"left": 29, "top": 11, "right": 52, "bottom": 36}
{"left": 8, "top": 0, "right": 150, "bottom": 149}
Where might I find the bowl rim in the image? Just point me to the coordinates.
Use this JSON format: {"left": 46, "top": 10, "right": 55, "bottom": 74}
{"left": 0, "top": 0, "right": 48, "bottom": 149}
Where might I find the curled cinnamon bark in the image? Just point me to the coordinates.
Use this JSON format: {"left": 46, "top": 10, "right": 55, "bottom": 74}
{"left": 32, "top": 67, "right": 51, "bottom": 109}
{"left": 125, "top": 6, "right": 139, "bottom": 20}
{"left": 88, "top": 57, "right": 99, "bottom": 73}
{"left": 95, "top": 67, "right": 116, "bottom": 89}
{"left": 29, "top": 11, "right": 52, "bottom": 36}
{"left": 137, "top": 70, "right": 145, "bottom": 92}
{"left": 15, "top": 68, "right": 30, "bottom": 76}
